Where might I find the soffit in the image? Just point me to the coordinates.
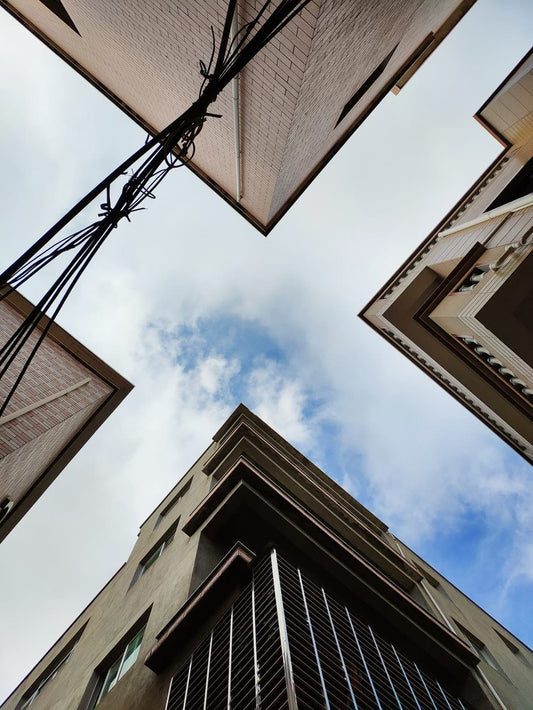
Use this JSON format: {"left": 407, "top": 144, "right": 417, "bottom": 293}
{"left": 478, "top": 52, "right": 533, "bottom": 149}
{"left": 5, "top": 0, "right": 473, "bottom": 232}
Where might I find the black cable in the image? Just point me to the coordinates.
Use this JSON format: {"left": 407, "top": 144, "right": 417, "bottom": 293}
{"left": 0, "top": 0, "right": 312, "bottom": 415}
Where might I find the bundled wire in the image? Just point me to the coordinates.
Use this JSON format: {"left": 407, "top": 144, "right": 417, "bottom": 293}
{"left": 0, "top": 0, "right": 311, "bottom": 417}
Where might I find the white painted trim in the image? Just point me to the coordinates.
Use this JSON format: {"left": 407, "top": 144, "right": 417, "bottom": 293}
{"left": 438, "top": 193, "right": 533, "bottom": 238}
{"left": 0, "top": 377, "right": 91, "bottom": 425}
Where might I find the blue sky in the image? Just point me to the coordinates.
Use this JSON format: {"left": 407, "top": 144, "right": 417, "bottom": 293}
{"left": 0, "top": 0, "right": 532, "bottom": 701}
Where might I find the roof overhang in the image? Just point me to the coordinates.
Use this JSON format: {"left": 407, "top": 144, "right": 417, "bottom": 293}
{"left": 150, "top": 456, "right": 477, "bottom": 681}
{"left": 3, "top": 0, "right": 476, "bottom": 233}
{"left": 0, "top": 289, "right": 133, "bottom": 540}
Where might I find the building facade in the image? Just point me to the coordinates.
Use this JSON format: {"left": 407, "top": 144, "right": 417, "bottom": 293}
{"left": 3, "top": 405, "right": 531, "bottom": 709}
{"left": 4, "top": 0, "right": 476, "bottom": 232}
{"left": 360, "top": 50, "right": 533, "bottom": 463}
{"left": 0, "top": 289, "right": 132, "bottom": 542}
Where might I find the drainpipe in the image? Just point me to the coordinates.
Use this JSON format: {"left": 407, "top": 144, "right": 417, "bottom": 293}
{"left": 231, "top": 7, "right": 242, "bottom": 203}
{"left": 393, "top": 539, "right": 510, "bottom": 710}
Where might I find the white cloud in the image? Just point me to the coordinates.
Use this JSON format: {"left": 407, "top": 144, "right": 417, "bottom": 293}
{"left": 246, "top": 360, "right": 315, "bottom": 449}
{"left": 1, "top": 0, "right": 533, "bottom": 701}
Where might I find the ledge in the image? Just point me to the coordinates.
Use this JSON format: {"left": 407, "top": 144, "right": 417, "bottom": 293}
{"left": 144, "top": 543, "right": 255, "bottom": 673}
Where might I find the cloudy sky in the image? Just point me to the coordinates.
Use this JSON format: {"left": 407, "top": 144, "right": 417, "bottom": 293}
{"left": 1, "top": 0, "right": 532, "bottom": 701}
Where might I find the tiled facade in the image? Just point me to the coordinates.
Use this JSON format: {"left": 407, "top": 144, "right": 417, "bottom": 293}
{"left": 2, "top": 406, "right": 531, "bottom": 709}
{"left": 361, "top": 51, "right": 533, "bottom": 462}
{"left": 0, "top": 290, "right": 132, "bottom": 541}
{"left": 4, "top": 0, "right": 475, "bottom": 232}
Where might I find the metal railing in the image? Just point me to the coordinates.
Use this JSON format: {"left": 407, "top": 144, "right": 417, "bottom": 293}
{"left": 166, "top": 549, "right": 470, "bottom": 709}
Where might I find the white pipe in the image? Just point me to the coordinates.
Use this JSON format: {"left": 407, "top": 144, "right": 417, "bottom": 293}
{"left": 231, "top": 8, "right": 242, "bottom": 203}
{"left": 438, "top": 192, "right": 533, "bottom": 239}
{"left": 475, "top": 667, "right": 509, "bottom": 710}
{"left": 393, "top": 540, "right": 510, "bottom": 710}
{"left": 0, "top": 377, "right": 91, "bottom": 425}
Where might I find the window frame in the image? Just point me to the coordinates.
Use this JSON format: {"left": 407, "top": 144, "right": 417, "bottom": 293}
{"left": 86, "top": 619, "right": 149, "bottom": 709}
{"left": 335, "top": 44, "right": 398, "bottom": 127}
{"left": 454, "top": 620, "right": 502, "bottom": 673}
{"left": 17, "top": 624, "right": 86, "bottom": 709}
{"left": 131, "top": 523, "right": 178, "bottom": 586}
{"left": 155, "top": 479, "right": 191, "bottom": 528}
{"left": 94, "top": 626, "right": 145, "bottom": 705}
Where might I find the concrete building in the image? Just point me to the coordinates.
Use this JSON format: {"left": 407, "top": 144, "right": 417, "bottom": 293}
{"left": 3, "top": 405, "right": 531, "bottom": 709}
{"left": 3, "top": 0, "right": 476, "bottom": 233}
{"left": 0, "top": 289, "right": 132, "bottom": 542}
{"left": 360, "top": 50, "right": 533, "bottom": 464}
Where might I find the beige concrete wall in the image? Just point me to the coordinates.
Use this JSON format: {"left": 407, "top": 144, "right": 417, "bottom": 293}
{"left": 393, "top": 535, "right": 533, "bottom": 710}
{"left": 3, "top": 414, "right": 530, "bottom": 709}
{"left": 1, "top": 444, "right": 217, "bottom": 710}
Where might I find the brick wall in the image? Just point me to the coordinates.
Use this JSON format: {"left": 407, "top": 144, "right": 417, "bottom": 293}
{"left": 5, "top": 0, "right": 472, "bottom": 229}
{"left": 0, "top": 299, "right": 113, "bottom": 506}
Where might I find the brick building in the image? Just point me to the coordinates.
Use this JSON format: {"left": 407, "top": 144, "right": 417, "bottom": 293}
{"left": 0, "top": 289, "right": 132, "bottom": 541}
{"left": 3, "top": 0, "right": 475, "bottom": 232}
{"left": 360, "top": 50, "right": 533, "bottom": 463}
{"left": 2, "top": 405, "right": 531, "bottom": 709}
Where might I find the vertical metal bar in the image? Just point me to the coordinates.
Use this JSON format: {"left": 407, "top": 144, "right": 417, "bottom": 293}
{"left": 270, "top": 549, "right": 299, "bottom": 710}
{"left": 345, "top": 607, "right": 383, "bottom": 710}
{"left": 368, "top": 626, "right": 403, "bottom": 709}
{"left": 474, "top": 667, "right": 509, "bottom": 710}
{"left": 321, "top": 588, "right": 358, "bottom": 709}
{"left": 251, "top": 576, "right": 261, "bottom": 708}
{"left": 436, "top": 680, "right": 454, "bottom": 710}
{"left": 391, "top": 644, "right": 422, "bottom": 710}
{"left": 227, "top": 605, "right": 234, "bottom": 710}
{"left": 163, "top": 668, "right": 174, "bottom": 710}
{"left": 413, "top": 663, "right": 439, "bottom": 710}
{"left": 298, "top": 569, "right": 331, "bottom": 710}
{"left": 181, "top": 656, "right": 193, "bottom": 710}
{"left": 203, "top": 631, "right": 213, "bottom": 710}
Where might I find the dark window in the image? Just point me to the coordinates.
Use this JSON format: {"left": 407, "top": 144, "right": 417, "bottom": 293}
{"left": 131, "top": 524, "right": 178, "bottom": 586}
{"left": 336, "top": 45, "right": 398, "bottom": 127}
{"left": 487, "top": 157, "right": 533, "bottom": 211}
{"left": 411, "top": 560, "right": 441, "bottom": 588}
{"left": 90, "top": 625, "right": 146, "bottom": 708}
{"left": 155, "top": 479, "right": 191, "bottom": 527}
{"left": 494, "top": 629, "right": 519, "bottom": 654}
{"left": 0, "top": 497, "right": 14, "bottom": 523}
{"left": 38, "top": 1, "right": 80, "bottom": 34}
{"left": 455, "top": 621, "right": 502, "bottom": 672}
{"left": 17, "top": 624, "right": 87, "bottom": 709}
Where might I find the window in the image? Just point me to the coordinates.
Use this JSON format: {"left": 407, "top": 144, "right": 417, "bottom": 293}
{"left": 411, "top": 560, "right": 440, "bottom": 588}
{"left": 17, "top": 625, "right": 86, "bottom": 709}
{"left": 335, "top": 45, "right": 398, "bottom": 127}
{"left": 0, "top": 496, "right": 14, "bottom": 523}
{"left": 454, "top": 621, "right": 501, "bottom": 672}
{"left": 487, "top": 156, "right": 533, "bottom": 211}
{"left": 494, "top": 629, "right": 532, "bottom": 665}
{"left": 93, "top": 626, "right": 145, "bottom": 706}
{"left": 37, "top": 1, "right": 80, "bottom": 34}
{"left": 155, "top": 479, "right": 190, "bottom": 527}
{"left": 131, "top": 524, "right": 177, "bottom": 585}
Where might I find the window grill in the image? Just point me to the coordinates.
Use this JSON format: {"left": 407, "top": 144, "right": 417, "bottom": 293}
{"left": 456, "top": 265, "right": 490, "bottom": 292}
{"left": 459, "top": 336, "right": 533, "bottom": 401}
{"left": 166, "top": 550, "right": 470, "bottom": 709}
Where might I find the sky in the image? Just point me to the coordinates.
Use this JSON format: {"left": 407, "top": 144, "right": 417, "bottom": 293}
{"left": 0, "top": 0, "right": 532, "bottom": 702}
